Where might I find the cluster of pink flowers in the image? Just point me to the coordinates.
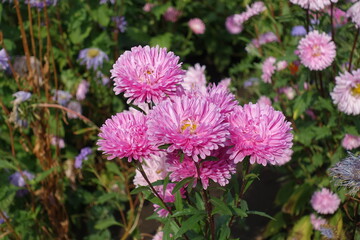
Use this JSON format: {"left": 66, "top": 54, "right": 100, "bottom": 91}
{"left": 347, "top": 1, "right": 360, "bottom": 28}
{"left": 98, "top": 45, "right": 293, "bottom": 216}
{"left": 310, "top": 214, "right": 327, "bottom": 230}
{"left": 310, "top": 188, "right": 340, "bottom": 214}
{"left": 261, "top": 57, "right": 288, "bottom": 83}
{"left": 290, "top": 0, "right": 338, "bottom": 11}
{"left": 246, "top": 32, "right": 279, "bottom": 52}
{"left": 225, "top": 1, "right": 266, "bottom": 34}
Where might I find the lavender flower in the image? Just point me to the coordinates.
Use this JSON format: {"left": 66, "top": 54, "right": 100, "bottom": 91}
{"left": 100, "top": 0, "right": 115, "bottom": 4}
{"left": 53, "top": 90, "right": 72, "bottom": 106}
{"left": 0, "top": 49, "right": 9, "bottom": 71}
{"left": 96, "top": 71, "right": 110, "bottom": 85}
{"left": 243, "top": 77, "right": 259, "bottom": 88}
{"left": 76, "top": 80, "right": 90, "bottom": 101}
{"left": 0, "top": 212, "right": 8, "bottom": 224}
{"left": 51, "top": 136, "right": 65, "bottom": 149}
{"left": 78, "top": 48, "right": 109, "bottom": 70}
{"left": 113, "top": 16, "right": 127, "bottom": 33}
{"left": 9, "top": 171, "right": 35, "bottom": 196}
{"left": 66, "top": 101, "right": 82, "bottom": 119}
{"left": 291, "top": 26, "right": 307, "bottom": 36}
{"left": 319, "top": 226, "right": 336, "bottom": 239}
{"left": 25, "top": 0, "right": 58, "bottom": 8}
{"left": 329, "top": 152, "right": 360, "bottom": 196}
{"left": 75, "top": 147, "right": 92, "bottom": 169}
{"left": 13, "top": 91, "right": 32, "bottom": 104}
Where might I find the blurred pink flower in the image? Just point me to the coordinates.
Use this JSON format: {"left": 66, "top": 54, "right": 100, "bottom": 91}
{"left": 143, "top": 3, "right": 154, "bottom": 12}
{"left": 342, "top": 134, "right": 360, "bottom": 150}
{"left": 51, "top": 136, "right": 65, "bottom": 149}
{"left": 219, "top": 78, "right": 231, "bottom": 88}
{"left": 66, "top": 101, "right": 82, "bottom": 119}
{"left": 188, "top": 18, "right": 206, "bottom": 34}
{"left": 290, "top": 0, "right": 337, "bottom": 11}
{"left": 280, "top": 86, "right": 296, "bottom": 100}
{"left": 133, "top": 152, "right": 167, "bottom": 186}
{"left": 246, "top": 32, "right": 279, "bottom": 51}
{"left": 182, "top": 63, "right": 207, "bottom": 94}
{"left": 97, "top": 111, "right": 158, "bottom": 161}
{"left": 76, "top": 80, "right": 89, "bottom": 101}
{"left": 310, "top": 214, "right": 327, "bottom": 230}
{"left": 163, "top": 7, "right": 181, "bottom": 22}
{"left": 111, "top": 45, "right": 184, "bottom": 104}
{"left": 153, "top": 183, "right": 184, "bottom": 217}
{"left": 326, "top": 7, "right": 347, "bottom": 27}
{"left": 225, "top": 14, "right": 243, "bottom": 34}
{"left": 330, "top": 69, "right": 360, "bottom": 115}
{"left": 277, "top": 61, "right": 288, "bottom": 71}
{"left": 261, "top": 57, "right": 276, "bottom": 83}
{"left": 297, "top": 30, "right": 336, "bottom": 71}
{"left": 311, "top": 188, "right": 340, "bottom": 214}
{"left": 228, "top": 103, "right": 293, "bottom": 166}
{"left": 246, "top": 1, "right": 266, "bottom": 16}
{"left": 147, "top": 95, "right": 229, "bottom": 162}
{"left": 257, "top": 96, "right": 272, "bottom": 106}
{"left": 347, "top": 1, "right": 360, "bottom": 28}
{"left": 152, "top": 231, "right": 164, "bottom": 240}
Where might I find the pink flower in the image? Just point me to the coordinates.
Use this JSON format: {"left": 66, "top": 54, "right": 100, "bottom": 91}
{"left": 257, "top": 96, "right": 272, "bottom": 106}
{"left": 246, "top": 1, "right": 266, "bottom": 16}
{"left": 76, "top": 80, "right": 90, "bottom": 101}
{"left": 152, "top": 231, "right": 164, "bottom": 240}
{"left": 182, "top": 63, "right": 207, "bottom": 94}
{"left": 275, "top": 148, "right": 293, "bottom": 166}
{"left": 188, "top": 18, "right": 206, "bottom": 35}
{"left": 206, "top": 84, "right": 237, "bottom": 115}
{"left": 225, "top": 15, "right": 244, "bottom": 34}
{"left": 219, "top": 78, "right": 231, "bottom": 88}
{"left": 66, "top": 101, "right": 82, "bottom": 119}
{"left": 310, "top": 188, "right": 340, "bottom": 214}
{"left": 166, "top": 148, "right": 236, "bottom": 189}
{"left": 163, "top": 7, "right": 181, "bottom": 22}
{"left": 228, "top": 103, "right": 293, "bottom": 166}
{"left": 326, "top": 7, "right": 347, "bottom": 27}
{"left": 330, "top": 69, "right": 360, "bottom": 115}
{"left": 111, "top": 45, "right": 185, "bottom": 104}
{"left": 342, "top": 134, "right": 360, "bottom": 150}
{"left": 133, "top": 152, "right": 167, "bottom": 186}
{"left": 143, "top": 3, "right": 154, "bottom": 12}
{"left": 97, "top": 111, "right": 158, "bottom": 161}
{"left": 347, "top": 1, "right": 360, "bottom": 28}
{"left": 279, "top": 86, "right": 296, "bottom": 100}
{"left": 246, "top": 32, "right": 279, "bottom": 51}
{"left": 51, "top": 136, "right": 65, "bottom": 149}
{"left": 290, "top": 0, "right": 337, "bottom": 11}
{"left": 153, "top": 183, "right": 184, "bottom": 217}
{"left": 297, "top": 30, "right": 336, "bottom": 71}
{"left": 261, "top": 57, "right": 276, "bottom": 83}
{"left": 277, "top": 61, "right": 288, "bottom": 71}
{"left": 147, "top": 95, "right": 229, "bottom": 162}
{"left": 310, "top": 214, "right": 327, "bottom": 230}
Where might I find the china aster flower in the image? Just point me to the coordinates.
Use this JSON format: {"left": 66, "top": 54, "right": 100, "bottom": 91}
{"left": 279, "top": 86, "right": 296, "bottom": 100}
{"left": 228, "top": 103, "right": 293, "bottom": 166}
{"left": 277, "top": 61, "right": 288, "bottom": 71}
{"left": 329, "top": 152, "right": 360, "bottom": 196}
{"left": 98, "top": 111, "right": 158, "bottom": 161}
{"left": 147, "top": 95, "right": 229, "bottom": 162}
{"left": 347, "top": 1, "right": 360, "bottom": 28}
{"left": 163, "top": 7, "right": 181, "bottom": 22}
{"left": 78, "top": 48, "right": 109, "bottom": 70}
{"left": 261, "top": 57, "right": 276, "bottom": 83}
{"left": 219, "top": 78, "right": 231, "bottom": 88}
{"left": 330, "top": 69, "right": 360, "bottom": 115}
{"left": 75, "top": 147, "right": 92, "bottom": 169}
{"left": 182, "top": 63, "right": 207, "bottom": 94}
{"left": 0, "top": 49, "right": 9, "bottom": 71}
{"left": 53, "top": 90, "right": 72, "bottom": 106}
{"left": 111, "top": 45, "right": 185, "bottom": 104}
{"left": 133, "top": 152, "right": 167, "bottom": 186}
{"left": 327, "top": 7, "right": 347, "bottom": 28}
{"left": 66, "top": 101, "right": 82, "bottom": 119}
{"left": 342, "top": 134, "right": 360, "bottom": 150}
{"left": 257, "top": 96, "right": 272, "bottom": 106}
{"left": 310, "top": 188, "right": 340, "bottom": 214}
{"left": 297, "top": 30, "right": 336, "bottom": 71}
{"left": 113, "top": 16, "right": 127, "bottom": 33}
{"left": 246, "top": 32, "right": 279, "bottom": 52}
{"left": 246, "top": 1, "right": 266, "bottom": 17}
{"left": 225, "top": 15, "right": 244, "bottom": 34}
{"left": 143, "top": 3, "right": 155, "bottom": 12}
{"left": 206, "top": 84, "right": 237, "bottom": 115}
{"left": 188, "top": 18, "right": 206, "bottom": 35}
{"left": 76, "top": 80, "right": 90, "bottom": 101}
{"left": 290, "top": 0, "right": 337, "bottom": 11}
{"left": 166, "top": 148, "right": 236, "bottom": 189}
{"left": 310, "top": 214, "right": 327, "bottom": 230}
{"left": 291, "top": 26, "right": 307, "bottom": 36}
{"left": 9, "top": 170, "right": 35, "bottom": 196}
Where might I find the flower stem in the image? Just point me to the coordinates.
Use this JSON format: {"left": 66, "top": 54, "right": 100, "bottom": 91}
{"left": 349, "top": 29, "right": 359, "bottom": 72}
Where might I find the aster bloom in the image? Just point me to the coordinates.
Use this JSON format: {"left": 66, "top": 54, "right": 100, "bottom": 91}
{"left": 111, "top": 45, "right": 185, "bottom": 104}
{"left": 219, "top": 78, "right": 231, "bottom": 88}
{"left": 291, "top": 26, "right": 307, "bottom": 36}
{"left": 66, "top": 101, "right": 82, "bottom": 119}
{"left": 228, "top": 103, "right": 293, "bottom": 166}
{"left": 143, "top": 3, "right": 155, "bottom": 12}
{"left": 98, "top": 111, "right": 158, "bottom": 161}
{"left": 342, "top": 134, "right": 360, "bottom": 150}
{"left": 225, "top": 15, "right": 243, "bottom": 34}
{"left": 206, "top": 84, "right": 237, "bottom": 115}
{"left": 279, "top": 86, "right": 296, "bottom": 100}
{"left": 246, "top": 1, "right": 266, "bottom": 17}
{"left": 51, "top": 136, "right": 65, "bottom": 149}
{"left": 113, "top": 16, "right": 127, "bottom": 33}
{"left": 310, "top": 188, "right": 340, "bottom": 214}
{"left": 53, "top": 90, "right": 72, "bottom": 106}
{"left": 261, "top": 57, "right": 276, "bottom": 83}
{"left": 163, "top": 7, "right": 181, "bottom": 22}
{"left": 9, "top": 171, "right": 35, "bottom": 196}
{"left": 290, "top": 0, "right": 337, "bottom": 11}
{"left": 147, "top": 95, "right": 229, "bottom": 162}
{"left": 133, "top": 153, "right": 167, "bottom": 187}
{"left": 347, "top": 1, "right": 360, "bottom": 28}
{"left": 246, "top": 32, "right": 279, "bottom": 52}
{"left": 327, "top": 7, "right": 347, "bottom": 28}
{"left": 13, "top": 91, "right": 31, "bottom": 105}
{"left": 167, "top": 148, "right": 236, "bottom": 189}
{"left": 329, "top": 152, "right": 360, "bottom": 196}
{"left": 76, "top": 80, "right": 90, "bottom": 101}
{"left": 0, "top": 49, "right": 9, "bottom": 71}
{"left": 78, "top": 48, "right": 109, "bottom": 70}
{"left": 277, "top": 61, "right": 288, "bottom": 71}
{"left": 182, "top": 63, "right": 207, "bottom": 94}
{"left": 153, "top": 183, "right": 184, "bottom": 217}
{"left": 188, "top": 18, "right": 206, "bottom": 35}
{"left": 330, "top": 69, "right": 360, "bottom": 115}
{"left": 257, "top": 96, "right": 272, "bottom": 106}
{"left": 310, "top": 214, "right": 327, "bottom": 230}
{"left": 75, "top": 147, "right": 92, "bottom": 169}
{"left": 297, "top": 30, "right": 336, "bottom": 71}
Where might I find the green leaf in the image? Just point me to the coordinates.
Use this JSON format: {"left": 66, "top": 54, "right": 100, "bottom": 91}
{"left": 172, "top": 177, "right": 193, "bottom": 194}
{"left": 95, "top": 217, "right": 122, "bottom": 230}
{"left": 0, "top": 159, "right": 17, "bottom": 170}
{"left": 96, "top": 192, "right": 120, "bottom": 204}
{"left": 32, "top": 166, "right": 60, "bottom": 184}
{"left": 150, "top": 33, "right": 173, "bottom": 49}
{"left": 211, "top": 197, "right": 233, "bottom": 216}
{"left": 247, "top": 210, "right": 275, "bottom": 220}
{"left": 106, "top": 162, "right": 122, "bottom": 177}
{"left": 174, "top": 214, "right": 205, "bottom": 237}
{"left": 130, "top": 186, "right": 150, "bottom": 195}
{"left": 287, "top": 216, "right": 312, "bottom": 240}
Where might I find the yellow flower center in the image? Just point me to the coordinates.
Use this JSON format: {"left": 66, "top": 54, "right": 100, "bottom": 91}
{"left": 181, "top": 119, "right": 198, "bottom": 133}
{"left": 351, "top": 84, "right": 360, "bottom": 96}
{"left": 87, "top": 49, "right": 100, "bottom": 58}
{"left": 312, "top": 45, "right": 322, "bottom": 57}
{"left": 156, "top": 169, "right": 163, "bottom": 174}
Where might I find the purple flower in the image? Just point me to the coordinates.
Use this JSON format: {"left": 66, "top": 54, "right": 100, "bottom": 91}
{"left": 13, "top": 91, "right": 32, "bottom": 104}
{"left": 76, "top": 80, "right": 90, "bottom": 101}
{"left": 51, "top": 136, "right": 65, "bottom": 149}
{"left": 9, "top": 171, "right": 35, "bottom": 196}
{"left": 100, "top": 0, "right": 115, "bottom": 4}
{"left": 53, "top": 90, "right": 72, "bottom": 106}
{"left": 0, "top": 49, "right": 9, "bottom": 71}
{"left": 78, "top": 48, "right": 109, "bottom": 70}
{"left": 291, "top": 26, "right": 307, "bottom": 36}
{"left": 0, "top": 212, "right": 8, "bottom": 224}
{"left": 75, "top": 147, "right": 92, "bottom": 169}
{"left": 25, "top": 0, "right": 58, "bottom": 8}
{"left": 66, "top": 101, "right": 82, "bottom": 119}
{"left": 113, "top": 16, "right": 127, "bottom": 33}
